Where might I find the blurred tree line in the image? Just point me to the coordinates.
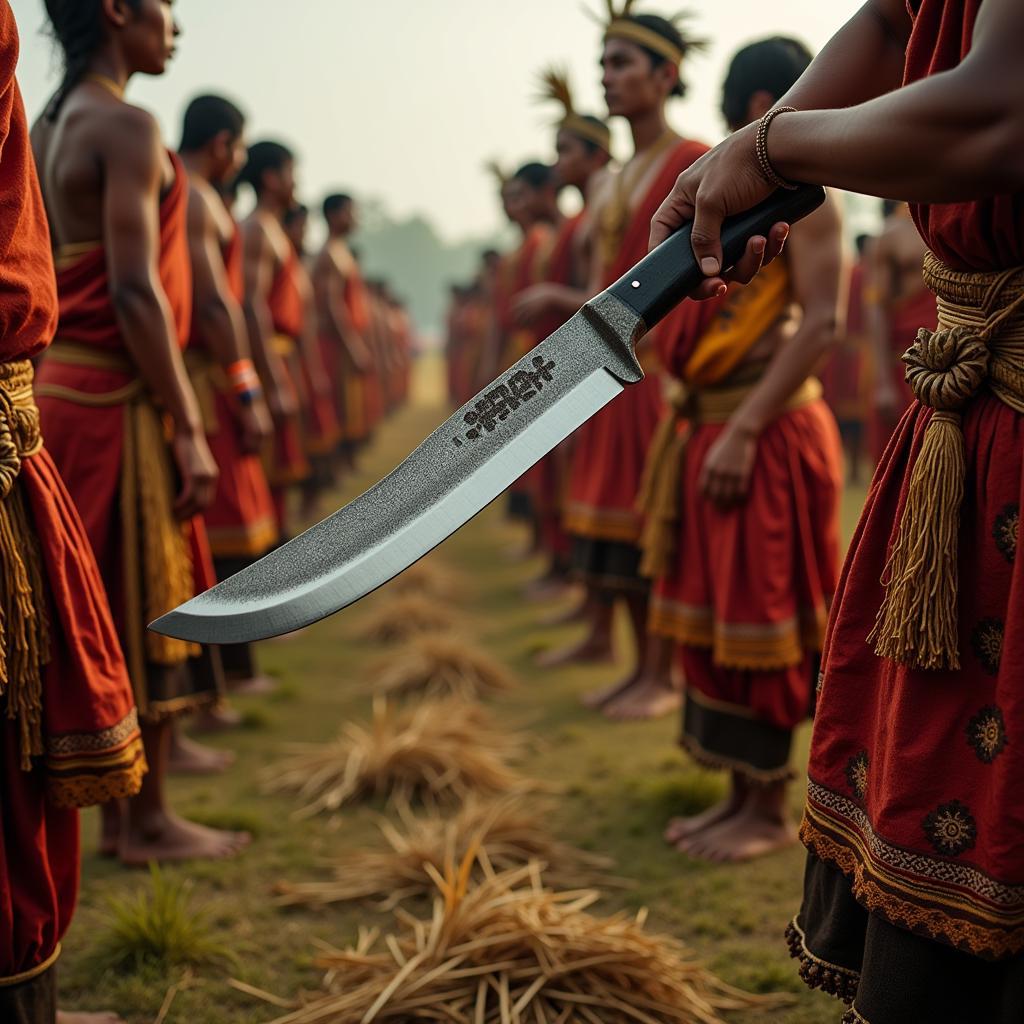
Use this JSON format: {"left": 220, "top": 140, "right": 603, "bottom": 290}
{"left": 352, "top": 199, "right": 508, "bottom": 342}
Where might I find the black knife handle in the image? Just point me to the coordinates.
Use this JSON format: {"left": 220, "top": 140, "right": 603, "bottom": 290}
{"left": 606, "top": 184, "right": 825, "bottom": 330}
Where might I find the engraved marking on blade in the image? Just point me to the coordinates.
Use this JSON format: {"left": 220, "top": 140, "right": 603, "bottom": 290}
{"left": 452, "top": 354, "right": 557, "bottom": 447}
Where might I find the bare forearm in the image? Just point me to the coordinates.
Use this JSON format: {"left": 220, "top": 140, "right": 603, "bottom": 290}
{"left": 113, "top": 286, "right": 202, "bottom": 435}
{"left": 243, "top": 298, "right": 282, "bottom": 386}
{"left": 197, "top": 296, "right": 251, "bottom": 369}
{"left": 731, "top": 318, "right": 839, "bottom": 436}
{"left": 772, "top": 64, "right": 1024, "bottom": 201}
{"left": 779, "top": 1, "right": 908, "bottom": 112}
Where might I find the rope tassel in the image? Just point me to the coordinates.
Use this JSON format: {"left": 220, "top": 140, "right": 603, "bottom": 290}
{"left": 868, "top": 324, "right": 989, "bottom": 670}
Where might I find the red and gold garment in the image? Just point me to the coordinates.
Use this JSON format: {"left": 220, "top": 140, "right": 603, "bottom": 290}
{"left": 264, "top": 244, "right": 311, "bottom": 502}
{"left": 187, "top": 224, "right": 277, "bottom": 560}
{"left": 647, "top": 259, "right": 842, "bottom": 780}
{"left": 524, "top": 213, "right": 586, "bottom": 562}
{"left": 35, "top": 152, "right": 222, "bottom": 721}
{"left": 791, "top": 3, "right": 1024, "bottom": 1020}
{"left": 493, "top": 224, "right": 552, "bottom": 372}
{"left": 0, "top": 3, "right": 143, "bottom": 990}
{"left": 290, "top": 253, "right": 340, "bottom": 459}
{"left": 337, "top": 265, "right": 374, "bottom": 444}
{"left": 564, "top": 139, "right": 707, "bottom": 573}
{"left": 821, "top": 258, "right": 870, "bottom": 427}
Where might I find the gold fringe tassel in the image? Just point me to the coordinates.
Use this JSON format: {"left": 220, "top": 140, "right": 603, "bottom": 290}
{"left": 636, "top": 393, "right": 690, "bottom": 579}
{"left": 869, "top": 257, "right": 1024, "bottom": 671}
{"left": 0, "top": 361, "right": 51, "bottom": 769}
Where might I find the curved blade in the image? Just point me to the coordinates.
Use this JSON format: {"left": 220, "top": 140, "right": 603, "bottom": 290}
{"left": 151, "top": 297, "right": 644, "bottom": 644}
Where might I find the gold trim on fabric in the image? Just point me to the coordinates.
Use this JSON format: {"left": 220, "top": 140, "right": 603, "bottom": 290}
{"left": 205, "top": 520, "right": 278, "bottom": 560}
{"left": 564, "top": 502, "right": 639, "bottom": 543}
{"left": 54, "top": 241, "right": 101, "bottom": 270}
{"left": 47, "top": 744, "right": 146, "bottom": 810}
{"left": 46, "top": 708, "right": 140, "bottom": 756}
{"left": 0, "top": 944, "right": 61, "bottom": 988}
{"left": 272, "top": 333, "right": 296, "bottom": 358}
{"left": 649, "top": 597, "right": 826, "bottom": 669}
{"left": 803, "top": 780, "right": 1024, "bottom": 958}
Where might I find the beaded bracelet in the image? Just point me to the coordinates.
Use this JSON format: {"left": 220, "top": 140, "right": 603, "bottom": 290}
{"left": 755, "top": 106, "right": 798, "bottom": 191}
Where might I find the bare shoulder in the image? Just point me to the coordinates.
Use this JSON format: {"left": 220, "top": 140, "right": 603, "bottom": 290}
{"left": 97, "top": 102, "right": 163, "bottom": 173}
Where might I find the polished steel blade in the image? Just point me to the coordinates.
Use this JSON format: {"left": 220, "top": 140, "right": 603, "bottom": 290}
{"left": 151, "top": 294, "right": 644, "bottom": 644}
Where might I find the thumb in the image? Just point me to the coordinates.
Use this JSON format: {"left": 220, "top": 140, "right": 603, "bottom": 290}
{"left": 689, "top": 190, "right": 725, "bottom": 278}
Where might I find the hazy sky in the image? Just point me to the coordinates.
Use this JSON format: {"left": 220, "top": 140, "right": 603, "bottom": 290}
{"left": 14, "top": 0, "right": 865, "bottom": 241}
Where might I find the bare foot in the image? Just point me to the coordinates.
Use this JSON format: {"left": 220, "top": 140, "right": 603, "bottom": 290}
{"left": 603, "top": 677, "right": 682, "bottom": 721}
{"left": 536, "top": 633, "right": 614, "bottom": 669}
{"left": 58, "top": 1012, "right": 126, "bottom": 1024}
{"left": 524, "top": 575, "right": 573, "bottom": 603}
{"left": 678, "top": 802, "right": 797, "bottom": 863}
{"left": 581, "top": 671, "right": 638, "bottom": 710}
{"left": 664, "top": 793, "right": 743, "bottom": 845}
{"left": 167, "top": 732, "right": 235, "bottom": 776}
{"left": 190, "top": 703, "right": 244, "bottom": 733}
{"left": 228, "top": 673, "right": 279, "bottom": 696}
{"left": 119, "top": 812, "right": 250, "bottom": 866}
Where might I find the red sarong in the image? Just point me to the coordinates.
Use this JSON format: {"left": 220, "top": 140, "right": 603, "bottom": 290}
{"left": 649, "top": 259, "right": 842, "bottom": 779}
{"left": 338, "top": 268, "right": 374, "bottom": 443}
{"left": 0, "top": 4, "right": 143, "bottom": 988}
{"left": 36, "top": 152, "right": 222, "bottom": 720}
{"left": 565, "top": 139, "right": 708, "bottom": 548}
{"left": 792, "top": 4, "right": 1024, "bottom": 1018}
{"left": 189, "top": 225, "right": 277, "bottom": 560}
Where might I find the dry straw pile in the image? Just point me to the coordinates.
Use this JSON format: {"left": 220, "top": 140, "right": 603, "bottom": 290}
{"left": 275, "top": 795, "right": 615, "bottom": 909}
{"left": 259, "top": 859, "right": 787, "bottom": 1024}
{"left": 360, "top": 594, "right": 459, "bottom": 644}
{"left": 264, "top": 699, "right": 537, "bottom": 819}
{"left": 371, "top": 635, "right": 517, "bottom": 702}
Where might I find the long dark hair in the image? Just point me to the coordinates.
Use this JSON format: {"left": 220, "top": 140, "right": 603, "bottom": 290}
{"left": 43, "top": 0, "right": 140, "bottom": 120}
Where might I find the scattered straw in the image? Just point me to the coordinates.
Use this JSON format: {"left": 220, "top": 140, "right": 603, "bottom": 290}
{"left": 371, "top": 635, "right": 516, "bottom": 702}
{"left": 264, "top": 698, "right": 538, "bottom": 818}
{"left": 260, "top": 859, "right": 790, "bottom": 1023}
{"left": 360, "top": 594, "right": 459, "bottom": 644}
{"left": 276, "top": 795, "right": 617, "bottom": 909}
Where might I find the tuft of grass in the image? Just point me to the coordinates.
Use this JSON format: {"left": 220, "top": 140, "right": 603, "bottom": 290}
{"left": 88, "top": 864, "right": 238, "bottom": 975}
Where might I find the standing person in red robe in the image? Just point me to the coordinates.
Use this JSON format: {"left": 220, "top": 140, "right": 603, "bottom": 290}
{"left": 0, "top": 6, "right": 144, "bottom": 1020}
{"left": 178, "top": 95, "right": 279, "bottom": 700}
{"left": 543, "top": 6, "right": 708, "bottom": 721}
{"left": 32, "top": 0, "right": 249, "bottom": 869}
{"left": 647, "top": 37, "right": 844, "bottom": 863}
{"left": 513, "top": 69, "right": 613, "bottom": 600}
{"left": 312, "top": 193, "right": 374, "bottom": 468}
{"left": 238, "top": 142, "right": 309, "bottom": 537}
{"left": 282, "top": 202, "right": 339, "bottom": 522}
{"left": 651, "top": 0, "right": 1024, "bottom": 1017}
{"left": 865, "top": 200, "right": 938, "bottom": 462}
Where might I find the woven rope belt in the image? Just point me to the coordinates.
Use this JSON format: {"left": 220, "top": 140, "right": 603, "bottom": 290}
{"left": 0, "top": 360, "right": 50, "bottom": 769}
{"left": 868, "top": 252, "right": 1024, "bottom": 670}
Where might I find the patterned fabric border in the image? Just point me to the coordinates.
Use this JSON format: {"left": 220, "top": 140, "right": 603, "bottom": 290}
{"left": 45, "top": 708, "right": 139, "bottom": 756}
{"left": 563, "top": 502, "right": 639, "bottom": 543}
{"left": 649, "top": 597, "right": 826, "bottom": 669}
{"left": 803, "top": 778, "right": 1024, "bottom": 958}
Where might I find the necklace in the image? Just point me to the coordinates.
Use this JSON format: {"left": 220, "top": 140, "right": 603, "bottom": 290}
{"left": 598, "top": 128, "right": 678, "bottom": 272}
{"left": 84, "top": 73, "right": 125, "bottom": 100}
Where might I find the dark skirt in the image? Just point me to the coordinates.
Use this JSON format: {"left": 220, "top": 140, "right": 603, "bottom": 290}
{"left": 569, "top": 536, "right": 648, "bottom": 593}
{"left": 788, "top": 854, "right": 1024, "bottom": 1024}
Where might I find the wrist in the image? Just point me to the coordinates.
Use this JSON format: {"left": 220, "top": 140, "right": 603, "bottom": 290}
{"left": 174, "top": 417, "right": 204, "bottom": 440}
{"left": 727, "top": 412, "right": 763, "bottom": 438}
{"left": 755, "top": 107, "right": 799, "bottom": 190}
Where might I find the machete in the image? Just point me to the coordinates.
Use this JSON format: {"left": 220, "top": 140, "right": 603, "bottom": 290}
{"left": 151, "top": 185, "right": 824, "bottom": 643}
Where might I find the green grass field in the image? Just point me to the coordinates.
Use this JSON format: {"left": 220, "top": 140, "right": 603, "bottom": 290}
{"left": 61, "top": 357, "right": 866, "bottom": 1023}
